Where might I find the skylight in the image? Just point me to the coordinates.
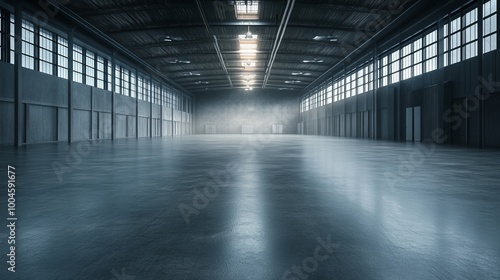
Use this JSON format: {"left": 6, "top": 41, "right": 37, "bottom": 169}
{"left": 235, "top": 1, "right": 259, "bottom": 20}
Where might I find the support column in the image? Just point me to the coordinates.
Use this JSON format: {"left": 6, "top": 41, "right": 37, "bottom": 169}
{"left": 172, "top": 93, "right": 174, "bottom": 137}
{"left": 149, "top": 75, "right": 153, "bottom": 138}
{"left": 14, "top": 3, "right": 23, "bottom": 147}
{"left": 67, "top": 29, "right": 74, "bottom": 144}
{"left": 373, "top": 46, "right": 379, "bottom": 140}
{"left": 478, "top": 0, "right": 485, "bottom": 148}
{"left": 111, "top": 53, "right": 116, "bottom": 140}
{"left": 160, "top": 82, "right": 163, "bottom": 137}
{"left": 135, "top": 68, "right": 139, "bottom": 139}
{"left": 180, "top": 93, "right": 183, "bottom": 136}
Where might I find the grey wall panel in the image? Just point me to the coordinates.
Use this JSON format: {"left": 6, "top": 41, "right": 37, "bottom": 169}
{"left": 356, "top": 93, "right": 369, "bottom": 112}
{"left": 0, "top": 63, "right": 14, "bottom": 100}
{"left": 72, "top": 83, "right": 92, "bottom": 110}
{"left": 326, "top": 103, "right": 333, "bottom": 116}
{"left": 93, "top": 89, "right": 112, "bottom": 112}
{"left": 332, "top": 101, "right": 345, "bottom": 115}
{"left": 92, "top": 112, "right": 98, "bottom": 139}
{"left": 485, "top": 93, "right": 500, "bottom": 147}
{"left": 449, "top": 97, "right": 467, "bottom": 145}
{"left": 127, "top": 116, "right": 136, "bottom": 137}
{"left": 58, "top": 108, "right": 68, "bottom": 142}
{"left": 138, "top": 101, "right": 150, "bottom": 117}
{"left": 138, "top": 117, "right": 149, "bottom": 137}
{"left": 163, "top": 108, "right": 173, "bottom": 120}
{"left": 23, "top": 70, "right": 68, "bottom": 107}
{"left": 173, "top": 110, "right": 182, "bottom": 122}
{"left": 98, "top": 112, "right": 112, "bottom": 139}
{"left": 318, "top": 106, "right": 326, "bottom": 120}
{"left": 116, "top": 114, "right": 127, "bottom": 139}
{"left": 72, "top": 109, "right": 91, "bottom": 141}
{"left": 195, "top": 89, "right": 301, "bottom": 134}
{"left": 164, "top": 120, "right": 172, "bottom": 136}
{"left": 0, "top": 101, "right": 15, "bottom": 145}
{"left": 152, "top": 105, "right": 161, "bottom": 119}
{"left": 345, "top": 98, "right": 356, "bottom": 113}
{"left": 115, "top": 95, "right": 136, "bottom": 116}
{"left": 26, "top": 104, "right": 57, "bottom": 143}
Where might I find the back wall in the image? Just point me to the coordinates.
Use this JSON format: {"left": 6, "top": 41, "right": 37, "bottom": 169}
{"left": 195, "top": 89, "right": 301, "bottom": 134}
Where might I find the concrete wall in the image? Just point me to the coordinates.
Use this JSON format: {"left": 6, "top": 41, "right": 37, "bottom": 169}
{"left": 300, "top": 0, "right": 500, "bottom": 148}
{"left": 195, "top": 89, "right": 301, "bottom": 134}
{"left": 0, "top": 62, "right": 194, "bottom": 146}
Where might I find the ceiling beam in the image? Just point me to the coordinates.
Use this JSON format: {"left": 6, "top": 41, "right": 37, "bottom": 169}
{"left": 144, "top": 53, "right": 342, "bottom": 61}
{"left": 76, "top": 2, "right": 383, "bottom": 17}
{"left": 165, "top": 68, "right": 325, "bottom": 75}
{"left": 174, "top": 74, "right": 316, "bottom": 82}
{"left": 126, "top": 38, "right": 340, "bottom": 50}
{"left": 106, "top": 21, "right": 369, "bottom": 35}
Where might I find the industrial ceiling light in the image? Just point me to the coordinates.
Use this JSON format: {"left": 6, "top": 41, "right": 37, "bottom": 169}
{"left": 292, "top": 72, "right": 311, "bottom": 76}
{"left": 168, "top": 58, "right": 191, "bottom": 64}
{"left": 284, "top": 80, "right": 301, "bottom": 84}
{"left": 163, "top": 35, "right": 182, "bottom": 42}
{"left": 245, "top": 26, "right": 253, "bottom": 39}
{"left": 242, "top": 61, "right": 256, "bottom": 68}
{"left": 180, "top": 72, "right": 200, "bottom": 76}
{"left": 313, "top": 35, "right": 338, "bottom": 42}
{"left": 195, "top": 81, "right": 209, "bottom": 85}
{"left": 239, "top": 28, "right": 258, "bottom": 66}
{"left": 303, "top": 58, "right": 324, "bottom": 63}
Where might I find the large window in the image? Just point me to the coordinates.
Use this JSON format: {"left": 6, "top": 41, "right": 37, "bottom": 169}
{"left": 310, "top": 92, "right": 316, "bottom": 110}
{"left": 114, "top": 64, "right": 121, "bottom": 94}
{"left": 57, "top": 37, "right": 68, "bottom": 79}
{"left": 326, "top": 82, "right": 333, "bottom": 104}
{"left": 444, "top": 4, "right": 492, "bottom": 66}
{"left": 359, "top": 63, "right": 374, "bottom": 93}
{"left": 401, "top": 43, "right": 412, "bottom": 80}
{"left": 0, "top": 10, "right": 186, "bottom": 108}
{"left": 143, "top": 77, "right": 150, "bottom": 103}
{"left": 122, "top": 68, "right": 130, "bottom": 96}
{"left": 379, "top": 55, "right": 388, "bottom": 87}
{"left": 413, "top": 38, "right": 423, "bottom": 76}
{"left": 390, "top": 50, "right": 400, "bottom": 83}
{"left": 152, "top": 82, "right": 160, "bottom": 105}
{"left": 107, "top": 60, "right": 113, "bottom": 91}
{"left": 162, "top": 87, "right": 168, "bottom": 107}
{"left": 483, "top": 0, "right": 497, "bottom": 53}
{"left": 138, "top": 76, "right": 144, "bottom": 101}
{"left": 334, "top": 78, "right": 344, "bottom": 102}
{"left": 39, "top": 28, "right": 54, "bottom": 75}
{"left": 424, "top": 30, "right": 437, "bottom": 72}
{"left": 21, "top": 20, "right": 35, "bottom": 70}
{"left": 357, "top": 68, "right": 364, "bottom": 94}
{"left": 345, "top": 73, "right": 353, "bottom": 98}
{"left": 130, "top": 71, "right": 137, "bottom": 98}
{"left": 85, "top": 50, "right": 95, "bottom": 87}
{"left": 10, "top": 14, "right": 15, "bottom": 64}
{"left": 96, "top": 55, "right": 105, "bottom": 89}
{"left": 319, "top": 86, "right": 325, "bottom": 106}
{"left": 463, "top": 9, "right": 478, "bottom": 60}
{"left": 73, "top": 44, "right": 83, "bottom": 83}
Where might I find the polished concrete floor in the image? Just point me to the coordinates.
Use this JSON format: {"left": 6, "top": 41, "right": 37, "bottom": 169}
{"left": 1, "top": 135, "right": 500, "bottom": 280}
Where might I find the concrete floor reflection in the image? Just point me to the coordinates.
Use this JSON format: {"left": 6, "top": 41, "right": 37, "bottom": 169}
{"left": 0, "top": 135, "right": 499, "bottom": 279}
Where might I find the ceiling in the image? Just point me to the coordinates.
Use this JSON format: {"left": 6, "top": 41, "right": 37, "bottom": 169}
{"left": 62, "top": 0, "right": 418, "bottom": 94}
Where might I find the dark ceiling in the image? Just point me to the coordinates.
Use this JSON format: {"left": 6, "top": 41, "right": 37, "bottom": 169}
{"left": 62, "top": 0, "right": 418, "bottom": 93}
